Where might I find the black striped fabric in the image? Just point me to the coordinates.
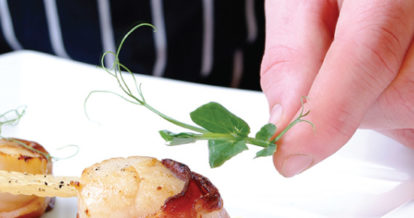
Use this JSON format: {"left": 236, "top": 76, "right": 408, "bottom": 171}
{"left": 0, "top": 0, "right": 264, "bottom": 90}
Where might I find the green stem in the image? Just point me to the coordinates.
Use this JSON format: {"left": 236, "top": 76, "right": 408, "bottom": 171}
{"left": 142, "top": 103, "right": 208, "bottom": 134}
{"left": 271, "top": 97, "right": 312, "bottom": 143}
{"left": 189, "top": 133, "right": 272, "bottom": 148}
{"left": 272, "top": 118, "right": 303, "bottom": 143}
{"left": 246, "top": 137, "right": 273, "bottom": 148}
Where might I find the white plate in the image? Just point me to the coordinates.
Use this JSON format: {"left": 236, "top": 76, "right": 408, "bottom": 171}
{"left": 1, "top": 51, "right": 413, "bottom": 217}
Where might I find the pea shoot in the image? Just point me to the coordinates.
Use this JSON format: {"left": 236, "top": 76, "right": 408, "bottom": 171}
{"left": 0, "top": 106, "right": 51, "bottom": 159}
{"left": 0, "top": 106, "right": 26, "bottom": 136}
{"left": 87, "top": 24, "right": 313, "bottom": 168}
{"left": 0, "top": 107, "right": 79, "bottom": 161}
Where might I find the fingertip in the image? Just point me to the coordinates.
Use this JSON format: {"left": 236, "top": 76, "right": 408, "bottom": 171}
{"left": 272, "top": 102, "right": 353, "bottom": 177}
{"left": 274, "top": 152, "right": 314, "bottom": 177}
{"left": 272, "top": 125, "right": 316, "bottom": 177}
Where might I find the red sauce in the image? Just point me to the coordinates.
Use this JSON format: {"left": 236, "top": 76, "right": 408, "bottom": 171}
{"left": 161, "top": 159, "right": 223, "bottom": 217}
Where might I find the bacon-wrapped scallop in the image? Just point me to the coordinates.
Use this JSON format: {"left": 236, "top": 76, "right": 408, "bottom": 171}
{"left": 0, "top": 138, "right": 53, "bottom": 218}
{"left": 77, "top": 156, "right": 228, "bottom": 218}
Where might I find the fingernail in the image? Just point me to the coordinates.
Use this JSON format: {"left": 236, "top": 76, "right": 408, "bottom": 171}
{"left": 269, "top": 104, "right": 283, "bottom": 125}
{"left": 281, "top": 154, "right": 313, "bottom": 177}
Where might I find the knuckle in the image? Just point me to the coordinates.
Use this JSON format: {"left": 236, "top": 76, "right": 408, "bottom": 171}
{"left": 334, "top": 32, "right": 401, "bottom": 94}
{"left": 261, "top": 45, "right": 298, "bottom": 77}
{"left": 260, "top": 45, "right": 299, "bottom": 93}
{"left": 359, "top": 40, "right": 398, "bottom": 87}
{"left": 336, "top": 2, "right": 409, "bottom": 82}
{"left": 363, "top": 25, "right": 402, "bottom": 74}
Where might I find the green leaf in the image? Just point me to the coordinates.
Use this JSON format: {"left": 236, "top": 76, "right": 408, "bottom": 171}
{"left": 159, "top": 130, "right": 197, "bottom": 146}
{"left": 190, "top": 102, "right": 250, "bottom": 137}
{"left": 208, "top": 139, "right": 248, "bottom": 168}
{"left": 255, "top": 123, "right": 276, "bottom": 141}
{"left": 255, "top": 143, "right": 277, "bottom": 158}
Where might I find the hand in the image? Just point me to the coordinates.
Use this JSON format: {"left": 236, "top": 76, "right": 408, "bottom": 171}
{"left": 261, "top": 0, "right": 414, "bottom": 177}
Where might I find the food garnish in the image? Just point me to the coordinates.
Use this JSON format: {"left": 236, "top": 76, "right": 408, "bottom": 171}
{"left": 0, "top": 107, "right": 51, "bottom": 160}
{"left": 0, "top": 107, "right": 79, "bottom": 161}
{"left": 86, "top": 23, "right": 313, "bottom": 168}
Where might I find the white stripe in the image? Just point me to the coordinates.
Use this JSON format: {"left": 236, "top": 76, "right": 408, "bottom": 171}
{"left": 245, "top": 0, "right": 258, "bottom": 43}
{"left": 0, "top": 0, "right": 22, "bottom": 50}
{"left": 201, "top": 0, "right": 214, "bottom": 77}
{"left": 43, "top": 0, "right": 70, "bottom": 58}
{"left": 97, "top": 0, "right": 116, "bottom": 68}
{"left": 231, "top": 49, "right": 243, "bottom": 88}
{"left": 150, "top": 0, "right": 167, "bottom": 77}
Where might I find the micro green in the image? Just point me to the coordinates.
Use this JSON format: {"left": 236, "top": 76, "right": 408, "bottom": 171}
{"left": 0, "top": 107, "right": 79, "bottom": 161}
{"left": 86, "top": 24, "right": 313, "bottom": 168}
{"left": 0, "top": 106, "right": 26, "bottom": 136}
{"left": 0, "top": 106, "right": 51, "bottom": 160}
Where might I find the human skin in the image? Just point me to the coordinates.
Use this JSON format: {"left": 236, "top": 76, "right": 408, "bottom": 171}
{"left": 261, "top": 0, "right": 414, "bottom": 177}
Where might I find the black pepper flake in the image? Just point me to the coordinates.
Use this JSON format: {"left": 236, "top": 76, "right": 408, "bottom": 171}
{"left": 45, "top": 182, "right": 48, "bottom": 186}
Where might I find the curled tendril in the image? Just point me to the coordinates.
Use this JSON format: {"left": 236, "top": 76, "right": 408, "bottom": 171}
{"left": 52, "top": 144, "right": 80, "bottom": 161}
{"left": 0, "top": 107, "right": 79, "bottom": 161}
{"left": 0, "top": 107, "right": 52, "bottom": 160}
{"left": 85, "top": 24, "right": 156, "bottom": 120}
{"left": 101, "top": 23, "right": 156, "bottom": 106}
{"left": 0, "top": 106, "right": 27, "bottom": 136}
{"left": 85, "top": 23, "right": 205, "bottom": 133}
{"left": 5, "top": 138, "right": 80, "bottom": 162}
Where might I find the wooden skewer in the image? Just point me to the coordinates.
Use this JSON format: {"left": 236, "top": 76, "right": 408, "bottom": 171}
{"left": 0, "top": 170, "right": 79, "bottom": 197}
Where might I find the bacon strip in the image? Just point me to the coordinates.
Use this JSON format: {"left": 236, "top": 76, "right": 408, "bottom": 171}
{"left": 161, "top": 159, "right": 224, "bottom": 217}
